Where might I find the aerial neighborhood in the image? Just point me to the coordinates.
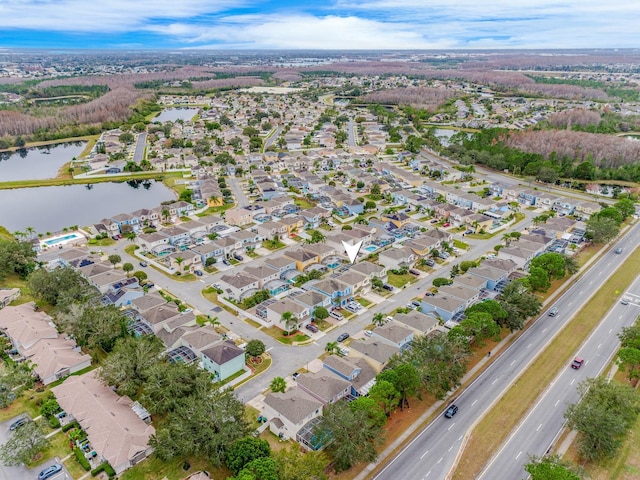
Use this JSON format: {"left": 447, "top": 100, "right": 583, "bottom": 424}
{"left": 0, "top": 49, "right": 639, "bottom": 480}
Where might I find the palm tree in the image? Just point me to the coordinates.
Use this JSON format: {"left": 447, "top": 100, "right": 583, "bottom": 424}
{"left": 13, "top": 230, "right": 25, "bottom": 240}
{"left": 162, "top": 208, "right": 170, "bottom": 223}
{"left": 281, "top": 311, "right": 298, "bottom": 335}
{"left": 501, "top": 233, "right": 513, "bottom": 247}
{"left": 372, "top": 313, "right": 386, "bottom": 327}
{"left": 325, "top": 341, "right": 340, "bottom": 354}
{"left": 270, "top": 376, "right": 287, "bottom": 393}
{"left": 125, "top": 232, "right": 137, "bottom": 244}
{"left": 174, "top": 257, "right": 185, "bottom": 273}
{"left": 25, "top": 226, "right": 35, "bottom": 239}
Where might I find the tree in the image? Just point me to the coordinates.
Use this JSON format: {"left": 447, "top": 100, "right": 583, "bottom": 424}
{"left": 56, "top": 304, "right": 126, "bottom": 352}
{"left": 390, "top": 332, "right": 469, "bottom": 399}
{"left": 325, "top": 341, "right": 339, "bottom": 354}
{"left": 369, "top": 380, "right": 401, "bottom": 416}
{"left": 151, "top": 388, "right": 248, "bottom": 465}
{"left": 459, "top": 260, "right": 477, "bottom": 273}
{"left": 270, "top": 376, "right": 286, "bottom": 393}
{"left": 536, "top": 167, "right": 558, "bottom": 184}
{"left": 464, "top": 300, "right": 507, "bottom": 324}
{"left": 372, "top": 278, "right": 384, "bottom": 289}
{"left": 433, "top": 277, "right": 452, "bottom": 288}
{"left": 122, "top": 262, "right": 134, "bottom": 276}
{"left": 307, "top": 230, "right": 326, "bottom": 244}
{"left": 0, "top": 239, "right": 37, "bottom": 280}
{"left": 0, "top": 421, "right": 49, "bottom": 466}
{"left": 28, "top": 267, "right": 98, "bottom": 309}
{"left": 617, "top": 347, "right": 640, "bottom": 381}
{"left": 233, "top": 457, "right": 279, "bottom": 480}
{"left": 272, "top": 446, "right": 328, "bottom": 480}
{"left": 586, "top": 216, "right": 620, "bottom": 244}
{"left": 349, "top": 396, "right": 387, "bottom": 429}
{"left": 370, "top": 183, "right": 381, "bottom": 196}
{"left": 457, "top": 312, "right": 501, "bottom": 345}
{"left": 565, "top": 377, "right": 640, "bottom": 462}
{"left": 280, "top": 311, "right": 298, "bottom": 334}
{"left": 141, "top": 362, "right": 213, "bottom": 415}
{"left": 364, "top": 200, "right": 377, "bottom": 211}
{"left": 377, "top": 363, "right": 421, "bottom": 410}
{"left": 225, "top": 437, "right": 271, "bottom": 475}
{"left": 98, "top": 335, "right": 165, "bottom": 397}
{"left": 498, "top": 280, "right": 542, "bottom": 331}
{"left": 245, "top": 339, "right": 266, "bottom": 359}
{"left": 356, "top": 181, "right": 365, "bottom": 189}
{"left": 372, "top": 313, "right": 385, "bottom": 327}
{"left": 314, "top": 400, "right": 384, "bottom": 472}
{"left": 530, "top": 252, "right": 566, "bottom": 279}
{"left": 528, "top": 266, "right": 551, "bottom": 292}
{"left": 108, "top": 254, "right": 121, "bottom": 266}
{"left": 449, "top": 264, "right": 460, "bottom": 279}
{"left": 133, "top": 270, "right": 148, "bottom": 282}
{"left": 0, "top": 362, "right": 35, "bottom": 408}
{"left": 525, "top": 455, "right": 582, "bottom": 480}
{"left": 614, "top": 198, "right": 635, "bottom": 220}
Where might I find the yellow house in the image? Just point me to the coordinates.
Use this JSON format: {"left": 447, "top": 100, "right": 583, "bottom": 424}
{"left": 280, "top": 217, "right": 304, "bottom": 237}
{"left": 381, "top": 212, "right": 411, "bottom": 229}
{"left": 284, "top": 248, "right": 320, "bottom": 272}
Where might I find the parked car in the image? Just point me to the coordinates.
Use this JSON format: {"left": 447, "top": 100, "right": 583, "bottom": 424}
{"left": 194, "top": 270, "right": 203, "bottom": 276}
{"left": 292, "top": 372, "right": 300, "bottom": 380}
{"left": 443, "top": 223, "right": 450, "bottom": 227}
{"left": 337, "top": 333, "right": 350, "bottom": 342}
{"left": 412, "top": 300, "right": 422, "bottom": 307}
{"left": 548, "top": 307, "right": 559, "bottom": 317}
{"left": 571, "top": 357, "right": 584, "bottom": 369}
{"left": 621, "top": 297, "right": 630, "bottom": 305}
{"left": 464, "top": 229, "right": 474, "bottom": 235}
{"left": 386, "top": 316, "right": 394, "bottom": 322}
{"left": 38, "top": 464, "right": 63, "bottom": 480}
{"left": 139, "top": 261, "right": 148, "bottom": 267}
{"left": 222, "top": 259, "right": 231, "bottom": 266}
{"left": 141, "top": 281, "right": 154, "bottom": 288}
{"left": 9, "top": 416, "right": 29, "bottom": 431}
{"left": 409, "top": 269, "right": 421, "bottom": 276}
{"left": 234, "top": 254, "right": 244, "bottom": 261}
{"left": 382, "top": 284, "right": 394, "bottom": 291}
{"left": 425, "top": 259, "right": 436, "bottom": 267}
{"left": 430, "top": 219, "right": 439, "bottom": 224}
{"left": 444, "top": 404, "right": 458, "bottom": 418}
{"left": 424, "top": 291, "right": 435, "bottom": 296}
{"left": 305, "top": 324, "right": 319, "bottom": 333}
{"left": 364, "top": 330, "right": 373, "bottom": 337}
{"left": 438, "top": 251, "right": 450, "bottom": 259}
{"left": 181, "top": 308, "right": 193, "bottom": 315}
{"left": 329, "top": 311, "right": 344, "bottom": 320}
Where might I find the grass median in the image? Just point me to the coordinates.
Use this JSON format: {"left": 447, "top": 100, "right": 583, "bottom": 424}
{"left": 453, "top": 246, "right": 640, "bottom": 479}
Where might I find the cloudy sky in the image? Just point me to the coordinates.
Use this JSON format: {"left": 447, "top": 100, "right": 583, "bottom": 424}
{"left": 0, "top": 0, "right": 638, "bottom": 50}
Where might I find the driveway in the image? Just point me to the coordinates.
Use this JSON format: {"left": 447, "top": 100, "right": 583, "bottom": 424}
{"left": 0, "top": 416, "right": 70, "bottom": 480}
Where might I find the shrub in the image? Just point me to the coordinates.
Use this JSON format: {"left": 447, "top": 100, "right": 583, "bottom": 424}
{"left": 62, "top": 421, "right": 79, "bottom": 432}
{"left": 74, "top": 447, "right": 91, "bottom": 471}
{"left": 48, "top": 416, "right": 61, "bottom": 429}
{"left": 91, "top": 462, "right": 116, "bottom": 478}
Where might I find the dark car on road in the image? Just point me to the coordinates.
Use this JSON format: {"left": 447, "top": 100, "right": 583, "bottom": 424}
{"left": 9, "top": 416, "right": 29, "bottom": 430}
{"left": 337, "top": 333, "right": 350, "bottom": 342}
{"left": 139, "top": 261, "right": 148, "bottom": 267}
{"left": 571, "top": 357, "right": 584, "bottom": 369}
{"left": 38, "top": 464, "right": 62, "bottom": 480}
{"left": 444, "top": 405, "right": 458, "bottom": 418}
{"left": 194, "top": 270, "right": 203, "bottom": 276}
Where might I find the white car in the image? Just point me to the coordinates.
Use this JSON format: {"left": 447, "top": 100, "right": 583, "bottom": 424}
{"left": 364, "top": 330, "right": 373, "bottom": 337}
{"left": 386, "top": 316, "right": 394, "bottom": 322}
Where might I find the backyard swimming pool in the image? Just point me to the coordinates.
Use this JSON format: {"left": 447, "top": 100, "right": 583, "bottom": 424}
{"left": 41, "top": 232, "right": 85, "bottom": 248}
{"left": 364, "top": 245, "right": 378, "bottom": 252}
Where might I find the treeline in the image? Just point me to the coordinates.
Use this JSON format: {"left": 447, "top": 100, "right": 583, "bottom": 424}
{"left": 528, "top": 75, "right": 640, "bottom": 102}
{"left": 544, "top": 109, "right": 640, "bottom": 134}
{"left": 0, "top": 86, "right": 149, "bottom": 138}
{"left": 444, "top": 128, "right": 640, "bottom": 182}
{"left": 27, "top": 84, "right": 109, "bottom": 100}
{"left": 358, "top": 86, "right": 457, "bottom": 110}
{"left": 190, "top": 77, "right": 264, "bottom": 90}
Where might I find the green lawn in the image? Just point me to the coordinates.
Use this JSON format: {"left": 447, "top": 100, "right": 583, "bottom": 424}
{"left": 262, "top": 327, "right": 310, "bottom": 345}
{"left": 120, "top": 454, "right": 230, "bottom": 480}
{"left": 262, "top": 240, "right": 286, "bottom": 250}
{"left": 294, "top": 197, "right": 316, "bottom": 209}
{"left": 0, "top": 388, "right": 52, "bottom": 423}
{"left": 387, "top": 272, "right": 415, "bottom": 288}
{"left": 357, "top": 297, "right": 372, "bottom": 307}
{"left": 27, "top": 431, "right": 71, "bottom": 468}
{"left": 453, "top": 239, "right": 469, "bottom": 249}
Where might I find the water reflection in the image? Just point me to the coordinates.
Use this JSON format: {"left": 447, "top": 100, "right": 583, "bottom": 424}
{"left": 0, "top": 142, "right": 86, "bottom": 181}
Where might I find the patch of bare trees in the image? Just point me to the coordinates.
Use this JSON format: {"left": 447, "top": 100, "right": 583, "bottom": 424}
{"left": 505, "top": 129, "right": 640, "bottom": 168}
{"left": 546, "top": 109, "right": 602, "bottom": 128}
{"left": 190, "top": 77, "right": 264, "bottom": 90}
{"left": 359, "top": 86, "right": 457, "bottom": 110}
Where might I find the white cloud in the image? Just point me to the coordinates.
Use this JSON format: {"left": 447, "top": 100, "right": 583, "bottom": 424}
{"left": 0, "top": 0, "right": 244, "bottom": 32}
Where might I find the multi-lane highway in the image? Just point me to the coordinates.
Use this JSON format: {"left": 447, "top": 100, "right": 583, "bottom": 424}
{"left": 480, "top": 271, "right": 640, "bottom": 479}
{"left": 373, "top": 221, "right": 640, "bottom": 480}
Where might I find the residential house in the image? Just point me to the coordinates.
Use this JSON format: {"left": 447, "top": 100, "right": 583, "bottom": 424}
{"left": 497, "top": 245, "right": 538, "bottom": 268}
{"left": 219, "top": 272, "right": 260, "bottom": 302}
{"left": 284, "top": 248, "right": 320, "bottom": 272}
{"left": 349, "top": 261, "right": 387, "bottom": 281}
{"left": 262, "top": 388, "right": 323, "bottom": 444}
{"left": 86, "top": 270, "right": 128, "bottom": 294}
{"left": 138, "top": 303, "right": 197, "bottom": 335}
{"left": 420, "top": 294, "right": 467, "bottom": 322}
{"left": 166, "top": 250, "right": 201, "bottom": 273}
{"left": 296, "top": 371, "right": 351, "bottom": 405}
{"left": 289, "top": 290, "right": 331, "bottom": 317}
{"left": 309, "top": 278, "right": 352, "bottom": 306}
{"left": 370, "top": 321, "right": 414, "bottom": 351}
{"left": 468, "top": 265, "right": 510, "bottom": 291}
{"left": 162, "top": 226, "right": 191, "bottom": 246}
{"left": 454, "top": 273, "right": 488, "bottom": 291}
{"left": 191, "top": 243, "right": 224, "bottom": 265}
{"left": 0, "top": 288, "right": 20, "bottom": 308}
{"left": 348, "top": 339, "right": 400, "bottom": 372}
{"left": 466, "top": 214, "right": 493, "bottom": 233}
{"left": 137, "top": 232, "right": 170, "bottom": 253}
{"left": 255, "top": 221, "right": 287, "bottom": 241}
{"left": 438, "top": 283, "right": 480, "bottom": 310}
{"left": 201, "top": 340, "right": 245, "bottom": 381}
{"left": 335, "top": 270, "right": 369, "bottom": 295}
{"left": 52, "top": 371, "right": 155, "bottom": 474}
{"left": 225, "top": 206, "right": 259, "bottom": 227}
{"left": 394, "top": 310, "right": 440, "bottom": 336}
{"left": 378, "top": 247, "right": 416, "bottom": 270}
{"left": 574, "top": 201, "right": 601, "bottom": 219}
{"left": 280, "top": 216, "right": 305, "bottom": 237}
{"left": 322, "top": 355, "right": 377, "bottom": 397}
{"left": 404, "top": 236, "right": 439, "bottom": 257}
{"left": 259, "top": 298, "right": 310, "bottom": 329}
{"left": 381, "top": 212, "right": 411, "bottom": 228}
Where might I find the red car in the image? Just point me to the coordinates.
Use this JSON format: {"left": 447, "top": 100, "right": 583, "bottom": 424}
{"left": 443, "top": 223, "right": 450, "bottom": 227}
{"left": 571, "top": 357, "right": 584, "bottom": 369}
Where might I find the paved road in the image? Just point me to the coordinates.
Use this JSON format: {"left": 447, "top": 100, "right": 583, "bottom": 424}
{"left": 480, "top": 229, "right": 640, "bottom": 480}
{"left": 347, "top": 119, "right": 358, "bottom": 147}
{"left": 228, "top": 177, "right": 251, "bottom": 208}
{"left": 372, "top": 221, "right": 640, "bottom": 480}
{"left": 105, "top": 212, "right": 533, "bottom": 401}
{"left": 263, "top": 126, "right": 283, "bottom": 151}
{"left": 133, "top": 133, "right": 147, "bottom": 162}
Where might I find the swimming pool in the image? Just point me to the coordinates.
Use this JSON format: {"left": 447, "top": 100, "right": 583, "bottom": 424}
{"left": 364, "top": 245, "right": 378, "bottom": 252}
{"left": 41, "top": 232, "right": 84, "bottom": 247}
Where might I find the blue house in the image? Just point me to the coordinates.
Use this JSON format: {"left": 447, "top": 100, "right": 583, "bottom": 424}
{"left": 322, "top": 355, "right": 377, "bottom": 397}
{"left": 310, "top": 278, "right": 351, "bottom": 306}
{"left": 420, "top": 294, "right": 467, "bottom": 322}
{"left": 343, "top": 199, "right": 364, "bottom": 216}
{"left": 201, "top": 340, "right": 245, "bottom": 381}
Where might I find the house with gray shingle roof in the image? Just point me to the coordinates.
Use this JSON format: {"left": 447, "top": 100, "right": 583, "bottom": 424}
{"left": 262, "top": 387, "right": 323, "bottom": 443}
{"left": 296, "top": 371, "right": 351, "bottom": 405}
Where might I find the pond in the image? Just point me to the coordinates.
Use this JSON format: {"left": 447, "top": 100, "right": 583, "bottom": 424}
{"left": 0, "top": 142, "right": 87, "bottom": 181}
{"left": 0, "top": 180, "right": 176, "bottom": 234}
{"left": 152, "top": 108, "right": 199, "bottom": 123}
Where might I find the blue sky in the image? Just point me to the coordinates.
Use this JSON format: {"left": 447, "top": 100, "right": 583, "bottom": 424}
{"left": 0, "top": 0, "right": 638, "bottom": 50}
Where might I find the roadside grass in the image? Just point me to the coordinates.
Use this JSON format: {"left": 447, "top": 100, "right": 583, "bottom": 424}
{"left": 0, "top": 388, "right": 51, "bottom": 423}
{"left": 452, "top": 245, "right": 640, "bottom": 479}
{"left": 261, "top": 240, "right": 286, "bottom": 250}
{"left": 387, "top": 272, "right": 415, "bottom": 288}
{"left": 262, "top": 327, "right": 309, "bottom": 345}
{"left": 195, "top": 203, "right": 234, "bottom": 217}
{"left": 453, "top": 239, "right": 469, "bottom": 250}
{"left": 63, "top": 454, "right": 88, "bottom": 479}
{"left": 357, "top": 297, "right": 372, "bottom": 307}
{"left": 314, "top": 319, "right": 331, "bottom": 331}
{"left": 243, "top": 318, "right": 263, "bottom": 329}
{"left": 201, "top": 288, "right": 238, "bottom": 317}
{"left": 120, "top": 454, "right": 230, "bottom": 480}
{"left": 0, "top": 171, "right": 180, "bottom": 190}
{"left": 27, "top": 431, "right": 70, "bottom": 468}
{"left": 87, "top": 237, "right": 116, "bottom": 247}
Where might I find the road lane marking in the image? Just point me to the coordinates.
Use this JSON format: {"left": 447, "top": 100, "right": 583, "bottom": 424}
{"left": 543, "top": 328, "right": 547, "bottom": 333}
{"left": 447, "top": 423, "right": 456, "bottom": 431}
{"left": 492, "top": 378, "right": 498, "bottom": 385}
{"left": 536, "top": 423, "right": 542, "bottom": 432}
{"left": 527, "top": 343, "right": 532, "bottom": 349}
{"left": 426, "top": 471, "right": 432, "bottom": 477}
{"left": 420, "top": 449, "right": 429, "bottom": 459}
{"left": 555, "top": 399, "right": 560, "bottom": 407}
{"left": 609, "top": 329, "right": 613, "bottom": 334}
{"left": 511, "top": 360, "right": 516, "bottom": 366}
{"left": 597, "top": 343, "right": 602, "bottom": 349}
{"left": 516, "top": 451, "right": 522, "bottom": 460}
{"left": 472, "top": 399, "right": 478, "bottom": 406}
{"left": 437, "top": 457, "right": 443, "bottom": 464}
{"left": 458, "top": 435, "right": 463, "bottom": 441}
{"left": 448, "top": 446, "right": 453, "bottom": 452}
{"left": 570, "top": 378, "right": 575, "bottom": 385}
